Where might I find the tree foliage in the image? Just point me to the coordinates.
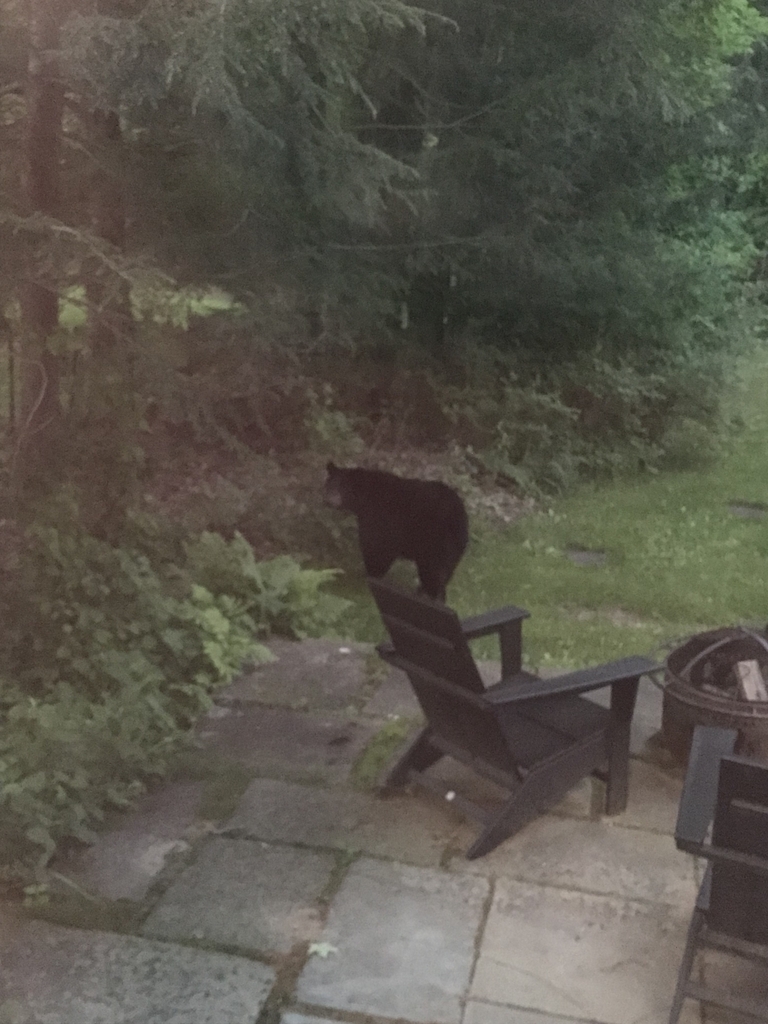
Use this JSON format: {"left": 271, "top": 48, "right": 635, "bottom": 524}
{"left": 352, "top": 0, "right": 768, "bottom": 362}
{"left": 1, "top": 0, "right": 767, "bottom": 498}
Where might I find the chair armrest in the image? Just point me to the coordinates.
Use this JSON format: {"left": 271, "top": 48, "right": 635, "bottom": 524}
{"left": 674, "top": 725, "right": 738, "bottom": 854}
{"left": 484, "top": 655, "right": 661, "bottom": 705}
{"left": 462, "top": 604, "right": 531, "bottom": 677}
{"left": 460, "top": 604, "right": 530, "bottom": 640}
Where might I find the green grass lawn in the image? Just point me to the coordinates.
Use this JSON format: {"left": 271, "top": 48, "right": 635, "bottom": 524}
{"left": 333, "top": 348, "right": 768, "bottom": 669}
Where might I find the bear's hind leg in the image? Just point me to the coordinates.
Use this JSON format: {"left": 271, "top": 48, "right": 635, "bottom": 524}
{"left": 416, "top": 563, "right": 449, "bottom": 603}
{"left": 361, "top": 544, "right": 396, "bottom": 580}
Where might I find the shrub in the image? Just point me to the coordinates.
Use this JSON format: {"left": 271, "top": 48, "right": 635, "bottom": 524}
{"left": 183, "top": 530, "right": 351, "bottom": 639}
{"left": 657, "top": 417, "right": 722, "bottom": 471}
{"left": 0, "top": 517, "right": 349, "bottom": 874}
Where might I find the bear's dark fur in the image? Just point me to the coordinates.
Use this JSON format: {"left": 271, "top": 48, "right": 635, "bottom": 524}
{"left": 324, "top": 461, "right": 469, "bottom": 602}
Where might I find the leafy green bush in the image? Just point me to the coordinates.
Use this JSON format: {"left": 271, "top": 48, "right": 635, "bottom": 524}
{"left": 183, "top": 531, "right": 351, "bottom": 639}
{"left": 304, "top": 383, "right": 365, "bottom": 461}
{"left": 0, "top": 679, "right": 167, "bottom": 868}
{"left": 445, "top": 348, "right": 734, "bottom": 496}
{"left": 658, "top": 417, "right": 722, "bottom": 471}
{"left": 470, "top": 384, "right": 585, "bottom": 497}
{"left": 0, "top": 518, "right": 349, "bottom": 874}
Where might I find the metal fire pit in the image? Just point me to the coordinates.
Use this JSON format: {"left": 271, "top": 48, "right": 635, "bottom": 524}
{"left": 662, "top": 626, "right": 768, "bottom": 761}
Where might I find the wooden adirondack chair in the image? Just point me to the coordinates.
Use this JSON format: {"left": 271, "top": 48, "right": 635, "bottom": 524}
{"left": 670, "top": 725, "right": 768, "bottom": 1024}
{"left": 368, "top": 578, "right": 660, "bottom": 859}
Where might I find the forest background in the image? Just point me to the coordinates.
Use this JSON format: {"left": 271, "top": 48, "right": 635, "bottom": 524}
{"left": 2, "top": 0, "right": 768, "bottom": 876}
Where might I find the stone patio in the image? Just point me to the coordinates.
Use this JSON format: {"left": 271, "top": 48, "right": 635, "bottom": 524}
{"left": 0, "top": 636, "right": 755, "bottom": 1024}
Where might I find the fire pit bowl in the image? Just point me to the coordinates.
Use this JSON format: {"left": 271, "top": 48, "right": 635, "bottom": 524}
{"left": 662, "top": 626, "right": 768, "bottom": 761}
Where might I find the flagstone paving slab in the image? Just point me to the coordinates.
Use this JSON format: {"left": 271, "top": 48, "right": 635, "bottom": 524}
{"left": 0, "top": 917, "right": 274, "bottom": 1024}
{"left": 196, "top": 704, "right": 378, "bottom": 785}
{"left": 451, "top": 814, "right": 697, "bottom": 904}
{"left": 224, "top": 777, "right": 466, "bottom": 866}
{"left": 471, "top": 877, "right": 695, "bottom": 1024}
{"left": 544, "top": 753, "right": 685, "bottom": 830}
{"left": 362, "top": 665, "right": 423, "bottom": 719}
{"left": 218, "top": 639, "right": 371, "bottom": 711}
{"left": 52, "top": 780, "right": 204, "bottom": 902}
{"left": 296, "top": 858, "right": 489, "bottom": 1024}
{"left": 463, "top": 997, "right": 701, "bottom": 1024}
{"left": 612, "top": 757, "right": 684, "bottom": 834}
{"left": 142, "top": 838, "right": 334, "bottom": 954}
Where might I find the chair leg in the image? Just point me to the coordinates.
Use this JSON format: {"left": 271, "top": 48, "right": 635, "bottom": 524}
{"left": 466, "top": 795, "right": 535, "bottom": 859}
{"left": 669, "top": 907, "right": 705, "bottom": 1024}
{"left": 605, "top": 677, "right": 639, "bottom": 814}
{"left": 383, "top": 727, "right": 442, "bottom": 789}
{"left": 465, "top": 773, "right": 546, "bottom": 859}
{"left": 467, "top": 753, "right": 615, "bottom": 859}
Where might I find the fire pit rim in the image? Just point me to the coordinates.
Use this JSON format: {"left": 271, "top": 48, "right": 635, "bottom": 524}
{"left": 665, "top": 625, "right": 768, "bottom": 708}
{"left": 663, "top": 626, "right": 768, "bottom": 761}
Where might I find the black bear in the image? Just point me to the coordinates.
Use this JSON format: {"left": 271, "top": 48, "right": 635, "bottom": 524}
{"left": 324, "top": 461, "right": 469, "bottom": 602}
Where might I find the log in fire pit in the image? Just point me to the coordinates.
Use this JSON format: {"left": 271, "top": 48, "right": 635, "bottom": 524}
{"left": 663, "top": 626, "right": 768, "bottom": 761}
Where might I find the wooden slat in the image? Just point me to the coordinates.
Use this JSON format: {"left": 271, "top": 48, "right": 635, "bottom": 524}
{"left": 715, "top": 757, "right": 768, "bottom": 854}
{"left": 484, "top": 656, "right": 658, "bottom": 704}
{"left": 486, "top": 669, "right": 540, "bottom": 690}
{"left": 700, "top": 844, "right": 768, "bottom": 876}
{"left": 495, "top": 706, "right": 578, "bottom": 768}
{"left": 381, "top": 614, "right": 484, "bottom": 691}
{"left": 468, "top": 731, "right": 609, "bottom": 855}
{"left": 461, "top": 605, "right": 530, "bottom": 638}
{"left": 719, "top": 799, "right": 768, "bottom": 857}
{"left": 381, "top": 653, "right": 487, "bottom": 708}
{"left": 702, "top": 927, "right": 768, "bottom": 963}
{"left": 496, "top": 697, "right": 608, "bottom": 770}
{"left": 605, "top": 679, "right": 638, "bottom": 814}
{"left": 521, "top": 693, "right": 609, "bottom": 741}
{"left": 734, "top": 659, "right": 768, "bottom": 701}
{"left": 428, "top": 732, "right": 524, "bottom": 789}
{"left": 675, "top": 726, "right": 738, "bottom": 852}
{"left": 368, "top": 578, "right": 466, "bottom": 642}
{"left": 685, "top": 981, "right": 768, "bottom": 1019}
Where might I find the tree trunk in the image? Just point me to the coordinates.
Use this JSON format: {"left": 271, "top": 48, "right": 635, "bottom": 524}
{"left": 87, "top": 109, "right": 129, "bottom": 355}
{"left": 80, "top": 108, "right": 138, "bottom": 540}
{"left": 17, "top": 0, "right": 66, "bottom": 492}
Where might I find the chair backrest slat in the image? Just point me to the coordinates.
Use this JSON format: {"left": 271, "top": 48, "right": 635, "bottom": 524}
{"left": 709, "top": 754, "right": 768, "bottom": 944}
{"left": 369, "top": 579, "right": 472, "bottom": 642}
{"left": 378, "top": 612, "right": 485, "bottom": 692}
{"left": 369, "top": 579, "right": 519, "bottom": 778}
{"left": 713, "top": 757, "right": 768, "bottom": 855}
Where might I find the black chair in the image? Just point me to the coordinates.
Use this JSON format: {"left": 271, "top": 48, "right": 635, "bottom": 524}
{"left": 670, "top": 725, "right": 768, "bottom": 1024}
{"left": 369, "top": 578, "right": 660, "bottom": 859}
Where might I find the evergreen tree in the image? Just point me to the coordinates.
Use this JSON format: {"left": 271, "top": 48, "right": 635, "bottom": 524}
{"left": 0, "top": 0, "right": 427, "bottom": 517}
{"left": 355, "top": 0, "right": 768, "bottom": 366}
